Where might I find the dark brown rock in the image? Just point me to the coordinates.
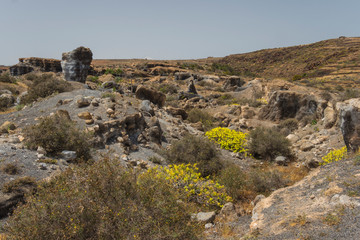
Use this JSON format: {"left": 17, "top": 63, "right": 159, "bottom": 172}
{"left": 135, "top": 85, "right": 166, "bottom": 107}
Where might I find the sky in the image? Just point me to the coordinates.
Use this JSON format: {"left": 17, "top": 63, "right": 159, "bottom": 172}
{"left": 1, "top": 0, "right": 359, "bottom": 65}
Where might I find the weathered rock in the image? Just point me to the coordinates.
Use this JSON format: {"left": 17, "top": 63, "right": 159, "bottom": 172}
{"left": 78, "top": 111, "right": 92, "bottom": 120}
{"left": 18, "top": 57, "right": 62, "bottom": 72}
{"left": 274, "top": 156, "right": 287, "bottom": 166}
{"left": 139, "top": 100, "right": 154, "bottom": 116}
{"left": 187, "top": 79, "right": 198, "bottom": 94}
{"left": 196, "top": 211, "right": 216, "bottom": 223}
{"left": 220, "top": 202, "right": 236, "bottom": 216}
{"left": 174, "top": 72, "right": 192, "bottom": 80}
{"left": 223, "top": 76, "right": 245, "bottom": 91}
{"left": 0, "top": 93, "right": 15, "bottom": 109}
{"left": 135, "top": 85, "right": 166, "bottom": 107}
{"left": 323, "top": 102, "right": 337, "bottom": 129}
{"left": 259, "top": 91, "right": 324, "bottom": 122}
{"left": 61, "top": 150, "right": 77, "bottom": 162}
{"left": 61, "top": 46, "right": 93, "bottom": 83}
{"left": 337, "top": 98, "right": 360, "bottom": 152}
{"left": 9, "top": 63, "right": 34, "bottom": 76}
{"left": 165, "top": 106, "right": 188, "bottom": 120}
{"left": 77, "top": 97, "right": 91, "bottom": 108}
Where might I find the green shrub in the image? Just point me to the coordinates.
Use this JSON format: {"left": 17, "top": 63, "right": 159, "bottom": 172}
{"left": 0, "top": 95, "right": 14, "bottom": 111}
{"left": 0, "top": 163, "right": 20, "bottom": 175}
{"left": 249, "top": 169, "right": 289, "bottom": 194}
{"left": 4, "top": 158, "right": 201, "bottom": 239}
{"left": 21, "top": 74, "right": 72, "bottom": 104}
{"left": 278, "top": 118, "right": 299, "bottom": 132}
{"left": 23, "top": 115, "right": 92, "bottom": 161}
{"left": 104, "top": 68, "right": 123, "bottom": 76}
{"left": 164, "top": 134, "right": 222, "bottom": 177}
{"left": 159, "top": 83, "right": 179, "bottom": 94}
{"left": 249, "top": 127, "right": 292, "bottom": 161}
{"left": 187, "top": 109, "right": 215, "bottom": 130}
{"left": 2, "top": 176, "right": 36, "bottom": 194}
{"left": 205, "top": 127, "right": 248, "bottom": 155}
{"left": 0, "top": 73, "right": 16, "bottom": 83}
{"left": 341, "top": 88, "right": 360, "bottom": 101}
{"left": 217, "top": 164, "right": 248, "bottom": 201}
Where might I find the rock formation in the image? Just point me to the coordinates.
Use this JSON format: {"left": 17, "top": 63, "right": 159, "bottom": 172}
{"left": 61, "top": 46, "right": 93, "bottom": 83}
{"left": 9, "top": 63, "right": 34, "bottom": 76}
{"left": 135, "top": 85, "right": 166, "bottom": 107}
{"left": 9, "top": 57, "right": 62, "bottom": 76}
{"left": 337, "top": 98, "right": 360, "bottom": 152}
{"left": 259, "top": 91, "right": 326, "bottom": 122}
{"left": 19, "top": 57, "right": 62, "bottom": 72}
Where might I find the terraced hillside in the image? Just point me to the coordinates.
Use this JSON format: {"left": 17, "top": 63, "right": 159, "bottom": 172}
{"left": 219, "top": 37, "right": 360, "bottom": 80}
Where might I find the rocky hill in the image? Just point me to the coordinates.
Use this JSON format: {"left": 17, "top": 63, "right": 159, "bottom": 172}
{"left": 220, "top": 37, "right": 360, "bottom": 80}
{"left": 0, "top": 41, "right": 360, "bottom": 239}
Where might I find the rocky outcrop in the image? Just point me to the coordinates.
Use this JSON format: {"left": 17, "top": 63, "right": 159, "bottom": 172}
{"left": 10, "top": 58, "right": 62, "bottom": 76}
{"left": 259, "top": 91, "right": 326, "bottom": 122}
{"left": 223, "top": 76, "right": 245, "bottom": 91}
{"left": 19, "top": 58, "right": 62, "bottom": 72}
{"left": 135, "top": 85, "right": 166, "bottom": 107}
{"left": 187, "top": 79, "right": 198, "bottom": 94}
{"left": 9, "top": 63, "right": 34, "bottom": 76}
{"left": 337, "top": 98, "right": 360, "bottom": 152}
{"left": 249, "top": 157, "right": 360, "bottom": 239}
{"left": 61, "top": 46, "right": 93, "bottom": 83}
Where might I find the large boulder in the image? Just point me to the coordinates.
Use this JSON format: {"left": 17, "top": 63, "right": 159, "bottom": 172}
{"left": 61, "top": 46, "right": 93, "bottom": 83}
{"left": 337, "top": 98, "right": 360, "bottom": 152}
{"left": 259, "top": 91, "right": 325, "bottom": 122}
{"left": 135, "top": 85, "right": 166, "bottom": 107}
{"left": 223, "top": 76, "right": 245, "bottom": 91}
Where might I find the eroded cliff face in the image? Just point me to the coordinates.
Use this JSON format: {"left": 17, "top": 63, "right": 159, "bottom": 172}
{"left": 61, "top": 46, "right": 93, "bottom": 83}
{"left": 9, "top": 57, "right": 62, "bottom": 76}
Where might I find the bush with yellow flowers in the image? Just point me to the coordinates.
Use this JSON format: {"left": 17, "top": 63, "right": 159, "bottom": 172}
{"left": 205, "top": 127, "right": 248, "bottom": 154}
{"left": 321, "top": 146, "right": 347, "bottom": 165}
{"left": 143, "top": 164, "right": 232, "bottom": 208}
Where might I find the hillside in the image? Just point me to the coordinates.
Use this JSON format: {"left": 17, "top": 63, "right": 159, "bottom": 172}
{"left": 219, "top": 37, "right": 360, "bottom": 80}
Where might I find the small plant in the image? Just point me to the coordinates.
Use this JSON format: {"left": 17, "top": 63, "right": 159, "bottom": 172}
{"left": 148, "top": 156, "right": 162, "bottom": 164}
{"left": 144, "top": 164, "right": 232, "bottom": 208}
{"left": 278, "top": 118, "right": 299, "bottom": 132}
{"left": 1, "top": 162, "right": 21, "bottom": 175}
{"left": 321, "top": 146, "right": 347, "bottom": 165}
{"left": 187, "top": 109, "right": 215, "bottom": 131}
{"left": 249, "top": 168, "right": 289, "bottom": 194}
{"left": 323, "top": 213, "right": 341, "bottom": 226}
{"left": 2, "top": 176, "right": 36, "bottom": 193}
{"left": 101, "top": 92, "right": 116, "bottom": 101}
{"left": 158, "top": 83, "right": 179, "bottom": 94}
{"left": 217, "top": 164, "right": 248, "bottom": 201}
{"left": 104, "top": 68, "right": 123, "bottom": 76}
{"left": 15, "top": 104, "right": 24, "bottom": 111}
{"left": 205, "top": 127, "right": 248, "bottom": 155}
{"left": 165, "top": 134, "right": 222, "bottom": 177}
{"left": 249, "top": 127, "right": 292, "bottom": 161}
{"left": 37, "top": 159, "right": 58, "bottom": 164}
{"left": 20, "top": 74, "right": 72, "bottom": 104}
{"left": 23, "top": 115, "right": 92, "bottom": 161}
{"left": 0, "top": 73, "right": 16, "bottom": 83}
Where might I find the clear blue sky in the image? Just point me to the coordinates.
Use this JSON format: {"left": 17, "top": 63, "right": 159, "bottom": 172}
{"left": 1, "top": 0, "right": 359, "bottom": 65}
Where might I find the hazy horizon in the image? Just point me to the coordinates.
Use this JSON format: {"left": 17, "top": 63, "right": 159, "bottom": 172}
{"left": 1, "top": 0, "right": 360, "bottom": 65}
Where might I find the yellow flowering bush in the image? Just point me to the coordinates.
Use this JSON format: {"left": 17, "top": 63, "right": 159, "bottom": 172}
{"left": 321, "top": 146, "right": 347, "bottom": 165}
{"left": 144, "top": 164, "right": 232, "bottom": 208}
{"left": 205, "top": 127, "right": 248, "bottom": 154}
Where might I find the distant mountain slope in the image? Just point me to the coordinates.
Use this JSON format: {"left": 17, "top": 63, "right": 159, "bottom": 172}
{"left": 219, "top": 37, "right": 360, "bottom": 79}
